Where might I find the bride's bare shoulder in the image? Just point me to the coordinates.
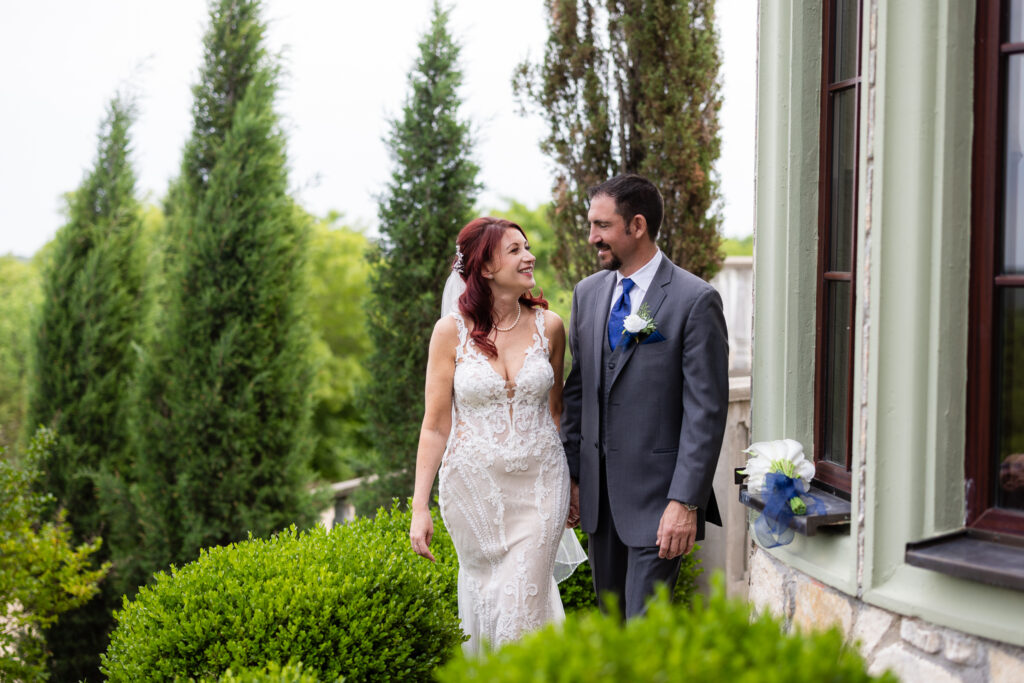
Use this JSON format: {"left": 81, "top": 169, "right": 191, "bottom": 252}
{"left": 431, "top": 314, "right": 461, "bottom": 343}
{"left": 542, "top": 309, "right": 565, "bottom": 332}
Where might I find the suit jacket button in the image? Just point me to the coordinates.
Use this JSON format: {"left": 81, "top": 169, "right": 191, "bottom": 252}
{"left": 607, "top": 362, "right": 615, "bottom": 369}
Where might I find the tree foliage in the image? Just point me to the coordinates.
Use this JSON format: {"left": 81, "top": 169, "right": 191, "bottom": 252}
{"left": 0, "top": 256, "right": 41, "bottom": 456}
{"left": 1, "top": 428, "right": 108, "bottom": 682}
{"left": 306, "top": 212, "right": 374, "bottom": 482}
{"left": 515, "top": 0, "right": 724, "bottom": 285}
{"left": 358, "top": 1, "right": 480, "bottom": 513}
{"left": 130, "top": 0, "right": 317, "bottom": 589}
{"left": 23, "top": 95, "right": 145, "bottom": 681}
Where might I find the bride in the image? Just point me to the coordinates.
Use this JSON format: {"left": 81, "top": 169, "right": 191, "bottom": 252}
{"left": 409, "top": 217, "right": 584, "bottom": 653}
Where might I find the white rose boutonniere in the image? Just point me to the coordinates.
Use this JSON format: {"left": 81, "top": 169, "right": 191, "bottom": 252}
{"left": 623, "top": 313, "right": 647, "bottom": 334}
{"left": 620, "top": 303, "right": 657, "bottom": 345}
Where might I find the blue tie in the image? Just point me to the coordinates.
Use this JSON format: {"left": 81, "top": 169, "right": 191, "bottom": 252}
{"left": 608, "top": 278, "right": 635, "bottom": 350}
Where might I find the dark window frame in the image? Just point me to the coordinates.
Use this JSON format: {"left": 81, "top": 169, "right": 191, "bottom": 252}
{"left": 966, "top": 0, "right": 1024, "bottom": 536}
{"left": 814, "top": 0, "right": 863, "bottom": 492}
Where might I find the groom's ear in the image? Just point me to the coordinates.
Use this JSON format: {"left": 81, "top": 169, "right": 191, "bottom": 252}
{"left": 631, "top": 213, "right": 650, "bottom": 241}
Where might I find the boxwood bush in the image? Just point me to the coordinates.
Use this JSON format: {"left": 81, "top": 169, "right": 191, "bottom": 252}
{"left": 199, "top": 662, "right": 326, "bottom": 683}
{"left": 101, "top": 503, "right": 462, "bottom": 682}
{"left": 557, "top": 528, "right": 702, "bottom": 613}
{"left": 439, "top": 575, "right": 896, "bottom": 682}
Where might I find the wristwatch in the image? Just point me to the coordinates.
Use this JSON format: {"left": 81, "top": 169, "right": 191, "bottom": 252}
{"left": 681, "top": 502, "right": 699, "bottom": 511}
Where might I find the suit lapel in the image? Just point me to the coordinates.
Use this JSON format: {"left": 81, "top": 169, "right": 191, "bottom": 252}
{"left": 608, "top": 257, "right": 674, "bottom": 390}
{"left": 591, "top": 272, "right": 616, "bottom": 382}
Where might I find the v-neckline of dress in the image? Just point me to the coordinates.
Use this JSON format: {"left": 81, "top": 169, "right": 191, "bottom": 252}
{"left": 460, "top": 309, "right": 545, "bottom": 398}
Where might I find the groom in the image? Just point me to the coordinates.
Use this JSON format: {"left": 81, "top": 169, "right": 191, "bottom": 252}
{"left": 561, "top": 174, "right": 729, "bottom": 617}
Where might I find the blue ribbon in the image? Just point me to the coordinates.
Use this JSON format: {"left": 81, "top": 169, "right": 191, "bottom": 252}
{"left": 753, "top": 472, "right": 825, "bottom": 548}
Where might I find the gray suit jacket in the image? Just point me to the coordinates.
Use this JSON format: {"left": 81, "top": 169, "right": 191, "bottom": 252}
{"left": 560, "top": 255, "right": 729, "bottom": 547}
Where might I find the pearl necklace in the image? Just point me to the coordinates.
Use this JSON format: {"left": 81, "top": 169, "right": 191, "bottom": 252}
{"left": 494, "top": 301, "right": 522, "bottom": 332}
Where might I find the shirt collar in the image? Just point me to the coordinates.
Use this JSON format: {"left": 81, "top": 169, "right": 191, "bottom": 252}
{"left": 617, "top": 249, "right": 663, "bottom": 293}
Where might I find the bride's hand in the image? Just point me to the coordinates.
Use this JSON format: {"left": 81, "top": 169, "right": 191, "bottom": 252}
{"left": 566, "top": 480, "right": 580, "bottom": 528}
{"left": 410, "top": 508, "right": 436, "bottom": 562}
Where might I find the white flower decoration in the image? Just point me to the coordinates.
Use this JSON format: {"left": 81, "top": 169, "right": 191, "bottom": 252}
{"left": 740, "top": 439, "right": 815, "bottom": 493}
{"left": 623, "top": 313, "right": 647, "bottom": 334}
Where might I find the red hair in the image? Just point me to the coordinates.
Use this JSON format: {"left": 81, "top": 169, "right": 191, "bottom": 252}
{"left": 453, "top": 217, "right": 548, "bottom": 357}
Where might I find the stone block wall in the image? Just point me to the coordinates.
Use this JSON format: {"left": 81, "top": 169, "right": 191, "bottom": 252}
{"left": 748, "top": 548, "right": 1024, "bottom": 682}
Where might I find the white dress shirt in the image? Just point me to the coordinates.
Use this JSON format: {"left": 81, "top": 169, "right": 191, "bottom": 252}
{"left": 608, "top": 249, "right": 664, "bottom": 316}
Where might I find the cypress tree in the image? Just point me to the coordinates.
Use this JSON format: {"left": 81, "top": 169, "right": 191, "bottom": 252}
{"left": 515, "top": 0, "right": 724, "bottom": 283}
{"left": 357, "top": 1, "right": 480, "bottom": 513}
{"left": 25, "top": 95, "right": 144, "bottom": 681}
{"left": 131, "top": 0, "right": 317, "bottom": 583}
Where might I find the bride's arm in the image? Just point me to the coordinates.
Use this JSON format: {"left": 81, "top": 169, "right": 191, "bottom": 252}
{"left": 410, "top": 317, "right": 457, "bottom": 562}
{"left": 545, "top": 310, "right": 566, "bottom": 430}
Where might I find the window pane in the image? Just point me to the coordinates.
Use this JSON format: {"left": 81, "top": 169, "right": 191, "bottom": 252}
{"left": 822, "top": 280, "right": 852, "bottom": 466}
{"left": 1011, "top": 0, "right": 1024, "bottom": 42}
{"left": 830, "top": 88, "right": 857, "bottom": 272}
{"left": 1004, "top": 55, "right": 1024, "bottom": 274}
{"left": 996, "top": 288, "right": 1024, "bottom": 511}
{"left": 833, "top": 0, "right": 859, "bottom": 82}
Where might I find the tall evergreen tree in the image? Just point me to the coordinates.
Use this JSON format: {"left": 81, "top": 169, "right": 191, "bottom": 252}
{"left": 25, "top": 95, "right": 145, "bottom": 681}
{"left": 357, "top": 2, "right": 480, "bottom": 513}
{"left": 130, "top": 0, "right": 317, "bottom": 584}
{"left": 515, "top": 0, "right": 724, "bottom": 284}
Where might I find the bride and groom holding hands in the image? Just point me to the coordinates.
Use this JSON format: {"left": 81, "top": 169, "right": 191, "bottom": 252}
{"left": 409, "top": 173, "right": 730, "bottom": 653}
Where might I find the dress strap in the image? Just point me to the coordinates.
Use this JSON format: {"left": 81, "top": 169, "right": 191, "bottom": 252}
{"left": 533, "top": 308, "right": 549, "bottom": 353}
{"left": 451, "top": 311, "right": 469, "bottom": 361}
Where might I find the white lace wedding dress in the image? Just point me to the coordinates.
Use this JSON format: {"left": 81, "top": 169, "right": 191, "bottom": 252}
{"left": 438, "top": 308, "right": 571, "bottom": 653}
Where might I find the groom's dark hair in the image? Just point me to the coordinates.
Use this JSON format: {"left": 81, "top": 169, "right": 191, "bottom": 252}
{"left": 588, "top": 174, "right": 664, "bottom": 240}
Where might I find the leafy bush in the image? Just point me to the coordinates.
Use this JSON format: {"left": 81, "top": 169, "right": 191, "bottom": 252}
{"left": 101, "top": 503, "right": 462, "bottom": 682}
{"left": 0, "top": 427, "right": 108, "bottom": 682}
{"left": 439, "top": 574, "right": 896, "bottom": 683}
{"left": 558, "top": 528, "right": 702, "bottom": 613}
{"left": 201, "top": 662, "right": 331, "bottom": 683}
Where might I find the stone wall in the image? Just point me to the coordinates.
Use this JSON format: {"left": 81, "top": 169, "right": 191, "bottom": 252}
{"left": 748, "top": 548, "right": 1024, "bottom": 683}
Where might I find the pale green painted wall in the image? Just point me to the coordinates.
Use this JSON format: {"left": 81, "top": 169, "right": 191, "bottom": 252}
{"left": 752, "top": 0, "right": 1024, "bottom": 646}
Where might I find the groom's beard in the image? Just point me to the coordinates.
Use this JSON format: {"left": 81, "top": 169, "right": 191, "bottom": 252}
{"left": 595, "top": 243, "right": 623, "bottom": 271}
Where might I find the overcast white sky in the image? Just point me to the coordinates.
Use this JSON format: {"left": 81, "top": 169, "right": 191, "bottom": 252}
{"left": 0, "top": 1, "right": 756, "bottom": 259}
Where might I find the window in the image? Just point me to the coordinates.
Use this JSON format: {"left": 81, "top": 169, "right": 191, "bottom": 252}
{"left": 967, "top": 0, "right": 1024, "bottom": 534}
{"left": 814, "top": 0, "right": 863, "bottom": 493}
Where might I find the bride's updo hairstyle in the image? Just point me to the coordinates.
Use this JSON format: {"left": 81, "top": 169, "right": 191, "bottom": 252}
{"left": 454, "top": 217, "right": 548, "bottom": 358}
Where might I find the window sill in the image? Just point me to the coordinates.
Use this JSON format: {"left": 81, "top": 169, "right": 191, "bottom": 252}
{"left": 905, "top": 529, "right": 1024, "bottom": 592}
{"left": 735, "top": 469, "right": 852, "bottom": 536}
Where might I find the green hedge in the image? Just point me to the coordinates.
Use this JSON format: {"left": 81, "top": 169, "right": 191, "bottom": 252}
{"left": 439, "top": 575, "right": 896, "bottom": 682}
{"left": 101, "top": 504, "right": 462, "bottom": 682}
{"left": 201, "top": 662, "right": 327, "bottom": 683}
{"left": 557, "top": 527, "right": 702, "bottom": 612}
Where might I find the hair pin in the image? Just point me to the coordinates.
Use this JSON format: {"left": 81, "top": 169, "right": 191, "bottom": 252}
{"left": 452, "top": 243, "right": 465, "bottom": 274}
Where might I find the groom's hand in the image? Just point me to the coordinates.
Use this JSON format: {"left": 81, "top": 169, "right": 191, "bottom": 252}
{"left": 656, "top": 501, "right": 697, "bottom": 559}
{"left": 566, "top": 480, "right": 580, "bottom": 528}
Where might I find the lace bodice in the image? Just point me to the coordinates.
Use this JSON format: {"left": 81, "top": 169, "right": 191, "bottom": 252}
{"left": 449, "top": 308, "right": 555, "bottom": 445}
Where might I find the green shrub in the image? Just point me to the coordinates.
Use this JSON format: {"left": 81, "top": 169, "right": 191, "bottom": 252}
{"left": 0, "top": 428, "right": 108, "bottom": 682}
{"left": 199, "top": 661, "right": 331, "bottom": 683}
{"left": 439, "top": 574, "right": 896, "bottom": 683}
{"left": 558, "top": 528, "right": 702, "bottom": 613}
{"left": 101, "top": 504, "right": 462, "bottom": 682}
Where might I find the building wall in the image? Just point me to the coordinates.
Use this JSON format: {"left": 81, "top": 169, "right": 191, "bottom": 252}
{"left": 749, "top": 550, "right": 1024, "bottom": 682}
{"left": 752, "top": 0, "right": 1024, "bottom": 665}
